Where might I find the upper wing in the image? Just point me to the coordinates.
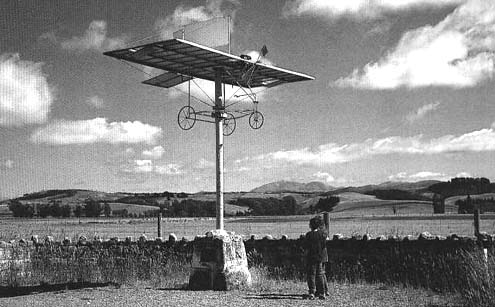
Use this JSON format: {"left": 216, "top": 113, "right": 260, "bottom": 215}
{"left": 104, "top": 39, "right": 314, "bottom": 89}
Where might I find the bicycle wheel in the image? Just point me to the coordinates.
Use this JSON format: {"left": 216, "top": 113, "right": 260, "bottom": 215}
{"left": 177, "top": 106, "right": 196, "bottom": 130}
{"left": 249, "top": 111, "right": 264, "bottom": 129}
{"left": 223, "top": 112, "right": 236, "bottom": 136}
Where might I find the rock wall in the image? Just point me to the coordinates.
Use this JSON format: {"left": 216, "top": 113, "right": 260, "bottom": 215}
{"left": 0, "top": 233, "right": 492, "bottom": 291}
{"left": 244, "top": 233, "right": 494, "bottom": 291}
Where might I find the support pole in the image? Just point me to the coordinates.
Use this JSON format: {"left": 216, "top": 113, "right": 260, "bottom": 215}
{"left": 215, "top": 69, "right": 224, "bottom": 230}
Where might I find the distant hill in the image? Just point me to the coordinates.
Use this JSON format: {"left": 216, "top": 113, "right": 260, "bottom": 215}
{"left": 330, "top": 180, "right": 440, "bottom": 195}
{"left": 13, "top": 189, "right": 129, "bottom": 204}
{"left": 5, "top": 189, "right": 249, "bottom": 216}
{"left": 250, "top": 180, "right": 333, "bottom": 193}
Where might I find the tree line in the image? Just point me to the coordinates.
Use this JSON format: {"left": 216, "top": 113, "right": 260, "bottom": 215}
{"left": 456, "top": 196, "right": 495, "bottom": 214}
{"left": 8, "top": 195, "right": 342, "bottom": 218}
{"left": 429, "top": 177, "right": 495, "bottom": 198}
{"left": 8, "top": 199, "right": 113, "bottom": 218}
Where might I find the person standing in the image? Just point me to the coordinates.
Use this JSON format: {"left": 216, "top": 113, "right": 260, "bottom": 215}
{"left": 320, "top": 222, "right": 330, "bottom": 297}
{"left": 305, "top": 216, "right": 327, "bottom": 300}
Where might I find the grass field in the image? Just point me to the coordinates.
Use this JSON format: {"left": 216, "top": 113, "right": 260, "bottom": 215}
{"left": 0, "top": 213, "right": 493, "bottom": 241}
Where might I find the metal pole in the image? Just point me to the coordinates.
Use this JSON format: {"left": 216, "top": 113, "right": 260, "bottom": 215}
{"left": 215, "top": 69, "right": 224, "bottom": 230}
{"left": 228, "top": 16, "right": 231, "bottom": 54}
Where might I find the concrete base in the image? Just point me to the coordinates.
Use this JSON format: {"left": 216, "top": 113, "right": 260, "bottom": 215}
{"left": 189, "top": 230, "right": 251, "bottom": 290}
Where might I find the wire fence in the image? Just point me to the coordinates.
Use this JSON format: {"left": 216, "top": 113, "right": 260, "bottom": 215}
{"left": 0, "top": 214, "right": 493, "bottom": 242}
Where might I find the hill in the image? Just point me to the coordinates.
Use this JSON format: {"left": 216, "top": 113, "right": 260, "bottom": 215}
{"left": 11, "top": 178, "right": 491, "bottom": 218}
{"left": 250, "top": 180, "right": 333, "bottom": 193}
{"left": 329, "top": 180, "right": 440, "bottom": 195}
{"left": 5, "top": 189, "right": 250, "bottom": 217}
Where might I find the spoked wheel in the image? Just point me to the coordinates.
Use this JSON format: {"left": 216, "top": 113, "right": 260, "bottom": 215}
{"left": 223, "top": 112, "right": 236, "bottom": 136}
{"left": 249, "top": 111, "right": 264, "bottom": 129}
{"left": 177, "top": 106, "right": 196, "bottom": 130}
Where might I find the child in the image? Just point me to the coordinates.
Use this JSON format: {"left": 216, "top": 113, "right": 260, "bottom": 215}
{"left": 305, "top": 216, "right": 327, "bottom": 300}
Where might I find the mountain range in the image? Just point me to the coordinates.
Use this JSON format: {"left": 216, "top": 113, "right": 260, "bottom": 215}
{"left": 0, "top": 180, "right": 442, "bottom": 204}
{"left": 248, "top": 180, "right": 439, "bottom": 194}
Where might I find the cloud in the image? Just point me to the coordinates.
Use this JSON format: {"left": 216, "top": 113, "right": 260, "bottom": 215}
{"left": 196, "top": 158, "right": 215, "bottom": 169}
{"left": 406, "top": 101, "right": 441, "bottom": 123}
{"left": 142, "top": 146, "right": 165, "bottom": 159}
{"left": 30, "top": 117, "right": 162, "bottom": 145}
{"left": 283, "top": 0, "right": 464, "bottom": 19}
{"left": 166, "top": 75, "right": 267, "bottom": 108}
{"left": 409, "top": 171, "right": 446, "bottom": 179}
{"left": 237, "top": 122, "right": 495, "bottom": 168}
{"left": 0, "top": 54, "right": 54, "bottom": 127}
{"left": 313, "top": 171, "right": 335, "bottom": 183}
{"left": 154, "top": 0, "right": 239, "bottom": 40}
{"left": 60, "top": 20, "right": 127, "bottom": 52}
{"left": 155, "top": 163, "right": 184, "bottom": 175}
{"left": 388, "top": 171, "right": 448, "bottom": 181}
{"left": 124, "top": 159, "right": 184, "bottom": 175}
{"left": 86, "top": 95, "right": 105, "bottom": 108}
{"left": 336, "top": 0, "right": 495, "bottom": 89}
{"left": 455, "top": 171, "right": 472, "bottom": 177}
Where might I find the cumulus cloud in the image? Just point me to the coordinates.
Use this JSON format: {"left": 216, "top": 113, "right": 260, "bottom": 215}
{"left": 167, "top": 75, "right": 267, "bottom": 108}
{"left": 30, "top": 117, "right": 162, "bottom": 145}
{"left": 410, "top": 171, "right": 446, "bottom": 179}
{"left": 155, "top": 163, "right": 184, "bottom": 175}
{"left": 142, "top": 146, "right": 165, "bottom": 159}
{"left": 236, "top": 122, "right": 495, "bottom": 168}
{"left": 60, "top": 20, "right": 127, "bottom": 52}
{"left": 154, "top": 0, "right": 239, "bottom": 40}
{"left": 455, "top": 171, "right": 472, "bottom": 177}
{"left": 313, "top": 171, "right": 335, "bottom": 183}
{"left": 406, "top": 101, "right": 441, "bottom": 123}
{"left": 124, "top": 159, "right": 183, "bottom": 175}
{"left": 388, "top": 171, "right": 448, "bottom": 181}
{"left": 196, "top": 158, "right": 215, "bottom": 169}
{"left": 283, "top": 0, "right": 464, "bottom": 19}
{"left": 0, "top": 54, "right": 54, "bottom": 127}
{"left": 336, "top": 0, "right": 495, "bottom": 89}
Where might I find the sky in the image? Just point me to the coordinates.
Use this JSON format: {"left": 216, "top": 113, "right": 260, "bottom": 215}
{"left": 1, "top": 0, "right": 495, "bottom": 197}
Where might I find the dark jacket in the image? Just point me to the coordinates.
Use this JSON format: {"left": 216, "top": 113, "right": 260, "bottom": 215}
{"left": 305, "top": 229, "right": 327, "bottom": 263}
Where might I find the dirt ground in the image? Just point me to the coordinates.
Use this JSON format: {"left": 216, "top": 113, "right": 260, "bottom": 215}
{"left": 0, "top": 282, "right": 461, "bottom": 307}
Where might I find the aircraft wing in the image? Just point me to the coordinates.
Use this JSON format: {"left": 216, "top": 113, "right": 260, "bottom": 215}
{"left": 104, "top": 38, "right": 314, "bottom": 89}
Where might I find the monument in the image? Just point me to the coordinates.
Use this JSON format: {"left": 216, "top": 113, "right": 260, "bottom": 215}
{"left": 104, "top": 17, "right": 314, "bottom": 290}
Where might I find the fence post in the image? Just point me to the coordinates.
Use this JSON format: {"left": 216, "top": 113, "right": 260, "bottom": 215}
{"left": 323, "top": 212, "right": 330, "bottom": 237}
{"left": 474, "top": 206, "right": 480, "bottom": 237}
{"left": 157, "top": 211, "right": 162, "bottom": 238}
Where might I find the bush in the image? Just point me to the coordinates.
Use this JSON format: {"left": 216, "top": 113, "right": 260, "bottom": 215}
{"left": 311, "top": 196, "right": 340, "bottom": 213}
{"left": 84, "top": 199, "right": 102, "bottom": 217}
{"left": 234, "top": 197, "right": 301, "bottom": 216}
{"left": 8, "top": 201, "right": 34, "bottom": 218}
{"left": 61, "top": 205, "right": 71, "bottom": 217}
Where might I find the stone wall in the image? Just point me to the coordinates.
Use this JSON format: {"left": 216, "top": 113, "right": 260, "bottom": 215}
{"left": 0, "top": 235, "right": 192, "bottom": 287}
{"left": 244, "top": 233, "right": 494, "bottom": 291}
{"left": 0, "top": 233, "right": 492, "bottom": 291}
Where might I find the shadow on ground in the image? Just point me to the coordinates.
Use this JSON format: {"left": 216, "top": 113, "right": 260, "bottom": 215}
{"left": 0, "top": 282, "right": 116, "bottom": 297}
{"left": 244, "top": 293, "right": 304, "bottom": 300}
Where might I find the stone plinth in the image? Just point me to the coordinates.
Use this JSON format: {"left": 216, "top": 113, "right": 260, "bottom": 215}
{"left": 189, "top": 230, "right": 251, "bottom": 290}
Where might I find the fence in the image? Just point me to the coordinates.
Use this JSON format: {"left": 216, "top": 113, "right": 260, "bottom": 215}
{"left": 0, "top": 232, "right": 492, "bottom": 292}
